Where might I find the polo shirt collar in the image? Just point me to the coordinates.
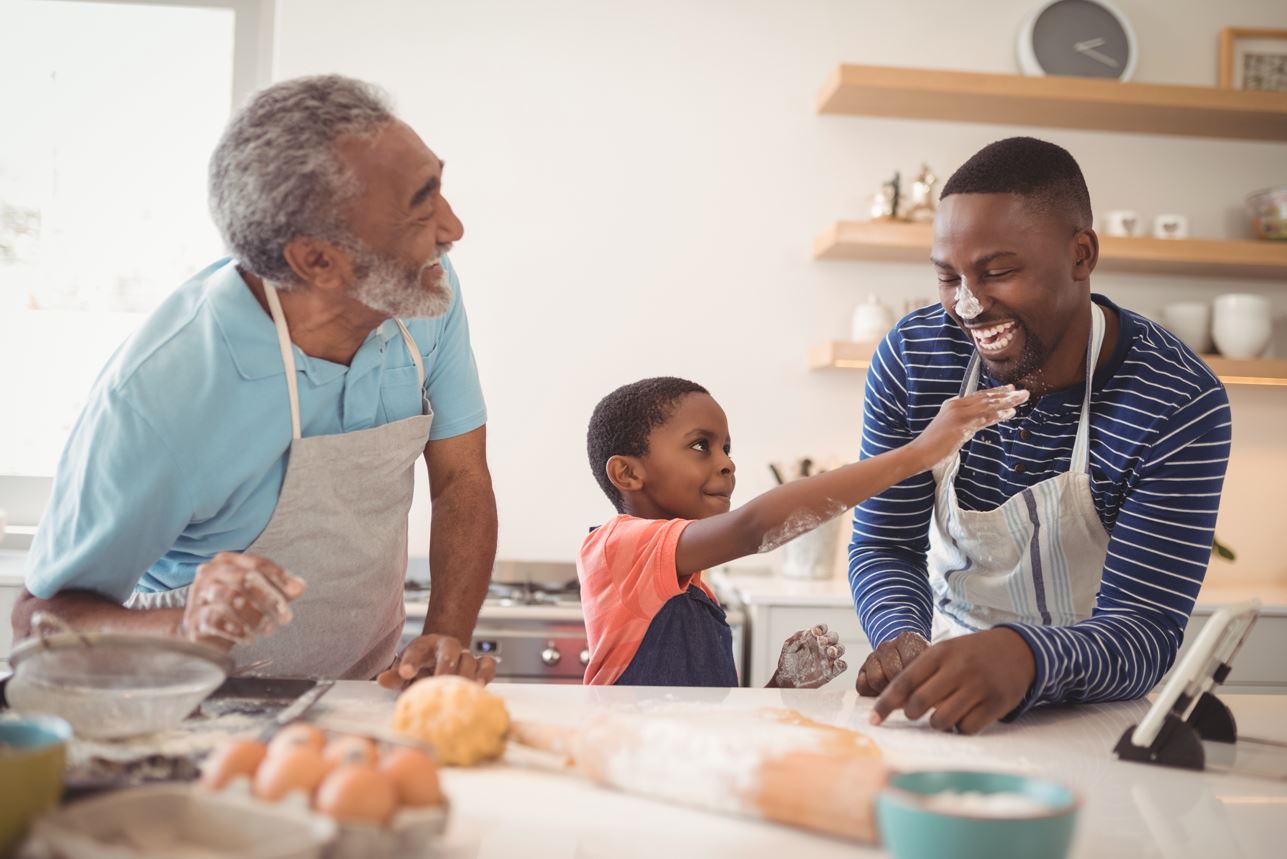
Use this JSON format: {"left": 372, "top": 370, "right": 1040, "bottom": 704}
{"left": 205, "top": 258, "right": 401, "bottom": 385}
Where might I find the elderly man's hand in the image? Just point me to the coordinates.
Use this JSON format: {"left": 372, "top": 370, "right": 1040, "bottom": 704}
{"left": 868, "top": 628, "right": 1035, "bottom": 735}
{"left": 181, "top": 552, "right": 306, "bottom": 649}
{"left": 856, "top": 630, "right": 930, "bottom": 696}
{"left": 377, "top": 633, "right": 497, "bottom": 690}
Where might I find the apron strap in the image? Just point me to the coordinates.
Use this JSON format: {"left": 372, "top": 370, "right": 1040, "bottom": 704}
{"left": 264, "top": 285, "right": 428, "bottom": 438}
{"left": 1070, "top": 303, "right": 1106, "bottom": 474}
{"left": 263, "top": 283, "right": 303, "bottom": 441}
{"left": 393, "top": 320, "right": 425, "bottom": 389}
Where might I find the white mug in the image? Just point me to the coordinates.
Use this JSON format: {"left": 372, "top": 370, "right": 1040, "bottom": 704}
{"left": 1212, "top": 294, "right": 1273, "bottom": 359}
{"left": 1104, "top": 210, "right": 1141, "bottom": 237}
{"left": 1161, "top": 302, "right": 1213, "bottom": 354}
{"left": 1153, "top": 214, "right": 1189, "bottom": 240}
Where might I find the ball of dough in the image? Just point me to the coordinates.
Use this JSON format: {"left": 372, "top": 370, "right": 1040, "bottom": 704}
{"left": 391, "top": 676, "right": 510, "bottom": 766}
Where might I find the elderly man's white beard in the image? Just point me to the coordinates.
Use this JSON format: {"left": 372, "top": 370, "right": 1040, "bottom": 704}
{"left": 350, "top": 244, "right": 454, "bottom": 319}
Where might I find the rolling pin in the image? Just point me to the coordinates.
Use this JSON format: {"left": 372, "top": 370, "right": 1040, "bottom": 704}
{"left": 509, "top": 706, "right": 885, "bottom": 842}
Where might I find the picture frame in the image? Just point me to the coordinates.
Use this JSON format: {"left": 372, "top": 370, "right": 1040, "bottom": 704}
{"left": 1218, "top": 27, "right": 1287, "bottom": 91}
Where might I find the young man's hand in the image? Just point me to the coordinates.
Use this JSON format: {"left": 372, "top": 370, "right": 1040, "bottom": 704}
{"left": 909, "top": 385, "right": 1030, "bottom": 469}
{"left": 868, "top": 628, "right": 1036, "bottom": 734}
{"left": 855, "top": 630, "right": 929, "bottom": 695}
{"left": 767, "top": 624, "right": 847, "bottom": 688}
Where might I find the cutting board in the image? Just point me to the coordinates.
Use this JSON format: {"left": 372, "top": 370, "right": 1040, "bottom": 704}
{"left": 510, "top": 705, "right": 885, "bottom": 842}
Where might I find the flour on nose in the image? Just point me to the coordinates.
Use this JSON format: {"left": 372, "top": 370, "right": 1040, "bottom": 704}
{"left": 954, "top": 284, "right": 982, "bottom": 320}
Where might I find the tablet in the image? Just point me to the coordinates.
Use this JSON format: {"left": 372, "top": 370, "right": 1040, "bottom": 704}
{"left": 1131, "top": 599, "right": 1261, "bottom": 749}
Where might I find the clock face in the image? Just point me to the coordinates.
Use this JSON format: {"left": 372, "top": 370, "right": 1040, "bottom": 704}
{"left": 1031, "top": 0, "right": 1132, "bottom": 79}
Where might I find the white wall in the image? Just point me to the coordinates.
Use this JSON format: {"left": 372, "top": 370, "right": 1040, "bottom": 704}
{"left": 273, "top": 0, "right": 1287, "bottom": 584}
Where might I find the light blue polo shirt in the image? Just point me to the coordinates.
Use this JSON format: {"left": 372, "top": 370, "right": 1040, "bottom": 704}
{"left": 25, "top": 256, "right": 487, "bottom": 602}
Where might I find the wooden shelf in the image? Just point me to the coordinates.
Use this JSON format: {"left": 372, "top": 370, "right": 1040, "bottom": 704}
{"left": 816, "top": 64, "right": 1287, "bottom": 141}
{"left": 810, "top": 341, "right": 1287, "bottom": 388}
{"left": 814, "top": 221, "right": 1287, "bottom": 280}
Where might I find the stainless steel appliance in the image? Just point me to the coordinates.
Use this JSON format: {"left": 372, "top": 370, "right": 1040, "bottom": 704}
{"left": 402, "top": 560, "right": 746, "bottom": 685}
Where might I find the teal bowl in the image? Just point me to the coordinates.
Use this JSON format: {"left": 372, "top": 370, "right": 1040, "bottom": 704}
{"left": 876, "top": 770, "right": 1079, "bottom": 859}
{"left": 0, "top": 714, "right": 73, "bottom": 858}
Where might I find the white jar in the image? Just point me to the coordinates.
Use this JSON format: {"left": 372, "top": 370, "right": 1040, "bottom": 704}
{"left": 1212, "top": 294, "right": 1273, "bottom": 360}
{"left": 1160, "top": 301, "right": 1212, "bottom": 354}
{"left": 851, "top": 295, "right": 896, "bottom": 343}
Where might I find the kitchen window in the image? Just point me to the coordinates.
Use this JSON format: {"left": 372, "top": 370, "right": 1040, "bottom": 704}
{"left": 0, "top": 0, "right": 272, "bottom": 547}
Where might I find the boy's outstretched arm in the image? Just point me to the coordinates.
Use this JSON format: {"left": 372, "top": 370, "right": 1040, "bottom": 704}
{"left": 674, "top": 386, "right": 1028, "bottom": 576}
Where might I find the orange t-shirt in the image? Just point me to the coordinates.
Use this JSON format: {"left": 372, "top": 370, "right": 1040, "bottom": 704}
{"left": 577, "top": 515, "right": 720, "bottom": 686}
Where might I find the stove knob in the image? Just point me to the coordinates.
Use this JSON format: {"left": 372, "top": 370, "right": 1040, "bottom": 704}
{"left": 540, "top": 642, "right": 562, "bottom": 666}
{"left": 579, "top": 647, "right": 591, "bottom": 666}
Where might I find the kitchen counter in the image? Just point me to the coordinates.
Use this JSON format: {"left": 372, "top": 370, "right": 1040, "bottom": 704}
{"left": 311, "top": 681, "right": 1287, "bottom": 858}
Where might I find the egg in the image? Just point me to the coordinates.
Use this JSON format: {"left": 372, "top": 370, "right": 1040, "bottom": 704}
{"left": 322, "top": 734, "right": 378, "bottom": 771}
{"left": 268, "top": 722, "right": 326, "bottom": 755}
{"left": 379, "top": 747, "right": 444, "bottom": 807}
{"left": 253, "top": 745, "right": 328, "bottom": 802}
{"left": 315, "top": 765, "right": 399, "bottom": 825}
{"left": 200, "top": 739, "right": 267, "bottom": 790}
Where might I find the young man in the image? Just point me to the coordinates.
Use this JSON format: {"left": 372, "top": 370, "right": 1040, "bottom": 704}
{"left": 849, "top": 136, "right": 1232, "bottom": 734}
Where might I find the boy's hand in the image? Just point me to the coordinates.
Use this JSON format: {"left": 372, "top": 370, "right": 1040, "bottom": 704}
{"left": 908, "top": 385, "right": 1030, "bottom": 469}
{"left": 768, "top": 624, "right": 847, "bottom": 689}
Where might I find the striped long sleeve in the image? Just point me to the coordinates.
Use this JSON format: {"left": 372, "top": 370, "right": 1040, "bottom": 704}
{"left": 847, "top": 297, "right": 1233, "bottom": 716}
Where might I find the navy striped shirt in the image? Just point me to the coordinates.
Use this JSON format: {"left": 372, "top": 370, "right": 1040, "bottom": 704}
{"left": 847, "top": 294, "right": 1232, "bottom": 716}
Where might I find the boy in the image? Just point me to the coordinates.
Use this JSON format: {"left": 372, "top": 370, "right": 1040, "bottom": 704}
{"left": 579, "top": 376, "right": 1027, "bottom": 687}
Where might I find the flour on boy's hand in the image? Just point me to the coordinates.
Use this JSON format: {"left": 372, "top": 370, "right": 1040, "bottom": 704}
{"left": 774, "top": 623, "right": 848, "bottom": 689}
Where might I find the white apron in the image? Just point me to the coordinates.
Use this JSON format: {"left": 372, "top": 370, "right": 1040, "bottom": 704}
{"left": 128, "top": 283, "right": 433, "bottom": 678}
{"left": 927, "top": 303, "right": 1109, "bottom": 640}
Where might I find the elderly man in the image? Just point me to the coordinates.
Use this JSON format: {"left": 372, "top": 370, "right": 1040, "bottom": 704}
{"left": 849, "top": 137, "right": 1232, "bottom": 733}
{"left": 13, "top": 76, "right": 496, "bottom": 686}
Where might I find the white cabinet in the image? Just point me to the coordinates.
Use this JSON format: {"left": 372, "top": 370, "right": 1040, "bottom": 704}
{"left": 1173, "top": 610, "right": 1287, "bottom": 692}
{"left": 745, "top": 602, "right": 867, "bottom": 688}
{"left": 0, "top": 582, "right": 21, "bottom": 666}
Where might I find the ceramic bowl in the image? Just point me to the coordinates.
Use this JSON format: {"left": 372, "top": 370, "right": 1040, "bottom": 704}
{"left": 1161, "top": 301, "right": 1213, "bottom": 354}
{"left": 0, "top": 714, "right": 73, "bottom": 857}
{"left": 876, "top": 769, "right": 1079, "bottom": 859}
{"left": 1211, "top": 293, "right": 1273, "bottom": 360}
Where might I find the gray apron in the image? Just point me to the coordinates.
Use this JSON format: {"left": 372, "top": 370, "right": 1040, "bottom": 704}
{"left": 927, "top": 303, "right": 1109, "bottom": 639}
{"left": 128, "top": 282, "right": 433, "bottom": 678}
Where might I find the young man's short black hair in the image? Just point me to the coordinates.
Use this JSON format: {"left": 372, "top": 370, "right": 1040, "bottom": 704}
{"left": 941, "top": 136, "right": 1093, "bottom": 230}
{"left": 587, "top": 376, "right": 708, "bottom": 513}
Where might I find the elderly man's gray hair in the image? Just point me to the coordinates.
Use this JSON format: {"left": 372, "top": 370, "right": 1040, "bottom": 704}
{"left": 209, "top": 75, "right": 395, "bottom": 285}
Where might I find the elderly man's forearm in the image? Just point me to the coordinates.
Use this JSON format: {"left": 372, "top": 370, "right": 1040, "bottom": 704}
{"left": 423, "top": 478, "right": 497, "bottom": 642}
{"left": 11, "top": 589, "right": 183, "bottom": 640}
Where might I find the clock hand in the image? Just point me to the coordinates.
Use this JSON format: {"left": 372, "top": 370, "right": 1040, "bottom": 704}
{"left": 1077, "top": 45, "right": 1121, "bottom": 68}
{"left": 1074, "top": 37, "right": 1106, "bottom": 51}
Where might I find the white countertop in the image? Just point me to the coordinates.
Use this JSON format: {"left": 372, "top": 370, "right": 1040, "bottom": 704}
{"left": 311, "top": 681, "right": 1287, "bottom": 858}
{"left": 716, "top": 568, "right": 1287, "bottom": 616}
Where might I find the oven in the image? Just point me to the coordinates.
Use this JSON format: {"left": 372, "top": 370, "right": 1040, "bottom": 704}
{"left": 401, "top": 560, "right": 747, "bottom": 685}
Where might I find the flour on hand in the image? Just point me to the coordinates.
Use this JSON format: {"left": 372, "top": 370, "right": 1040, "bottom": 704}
{"left": 773, "top": 623, "right": 847, "bottom": 688}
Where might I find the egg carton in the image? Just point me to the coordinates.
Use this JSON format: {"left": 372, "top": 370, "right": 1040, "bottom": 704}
{"left": 217, "top": 776, "right": 450, "bottom": 859}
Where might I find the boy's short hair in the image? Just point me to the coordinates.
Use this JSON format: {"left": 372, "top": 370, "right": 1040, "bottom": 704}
{"left": 941, "top": 136, "right": 1092, "bottom": 231}
{"left": 587, "top": 376, "right": 708, "bottom": 513}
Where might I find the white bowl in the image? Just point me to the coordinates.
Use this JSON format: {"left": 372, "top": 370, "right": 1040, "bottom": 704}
{"left": 1161, "top": 302, "right": 1212, "bottom": 354}
{"left": 1212, "top": 294, "right": 1273, "bottom": 360}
